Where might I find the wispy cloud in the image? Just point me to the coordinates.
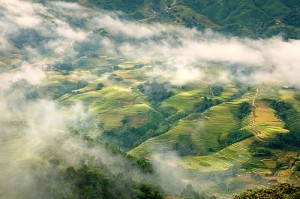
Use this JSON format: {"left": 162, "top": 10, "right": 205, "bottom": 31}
{"left": 0, "top": 0, "right": 299, "bottom": 197}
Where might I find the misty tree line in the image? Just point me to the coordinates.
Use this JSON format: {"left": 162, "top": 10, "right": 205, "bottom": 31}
{"left": 13, "top": 132, "right": 219, "bottom": 199}
{"left": 193, "top": 97, "right": 221, "bottom": 113}
{"left": 17, "top": 160, "right": 164, "bottom": 199}
{"left": 8, "top": 132, "right": 164, "bottom": 199}
{"left": 236, "top": 102, "right": 251, "bottom": 120}
{"left": 137, "top": 81, "right": 174, "bottom": 107}
{"left": 99, "top": 111, "right": 169, "bottom": 150}
{"left": 220, "top": 129, "right": 253, "bottom": 147}
{"left": 210, "top": 85, "right": 224, "bottom": 96}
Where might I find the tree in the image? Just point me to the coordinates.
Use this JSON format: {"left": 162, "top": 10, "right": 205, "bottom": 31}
{"left": 193, "top": 97, "right": 220, "bottom": 113}
{"left": 138, "top": 81, "right": 173, "bottom": 107}
{"left": 138, "top": 184, "right": 164, "bottom": 199}
{"left": 237, "top": 102, "right": 251, "bottom": 119}
{"left": 211, "top": 85, "right": 224, "bottom": 96}
{"left": 234, "top": 183, "right": 300, "bottom": 199}
{"left": 182, "top": 184, "right": 214, "bottom": 199}
{"left": 96, "top": 83, "right": 105, "bottom": 90}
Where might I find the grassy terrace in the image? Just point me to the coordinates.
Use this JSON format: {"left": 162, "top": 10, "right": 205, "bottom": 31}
{"left": 60, "top": 85, "right": 153, "bottom": 130}
{"left": 181, "top": 138, "right": 253, "bottom": 172}
{"left": 279, "top": 88, "right": 300, "bottom": 113}
{"left": 162, "top": 87, "right": 209, "bottom": 112}
{"left": 254, "top": 102, "right": 288, "bottom": 140}
{"left": 129, "top": 101, "right": 240, "bottom": 157}
{"left": 44, "top": 56, "right": 299, "bottom": 186}
{"left": 47, "top": 56, "right": 154, "bottom": 131}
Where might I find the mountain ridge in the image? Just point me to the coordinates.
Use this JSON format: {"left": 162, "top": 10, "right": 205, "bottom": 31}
{"left": 74, "top": 0, "right": 300, "bottom": 38}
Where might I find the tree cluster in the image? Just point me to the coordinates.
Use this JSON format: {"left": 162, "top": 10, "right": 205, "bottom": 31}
{"left": 221, "top": 129, "right": 253, "bottom": 146}
{"left": 237, "top": 102, "right": 251, "bottom": 120}
{"left": 99, "top": 112, "right": 168, "bottom": 150}
{"left": 193, "top": 97, "right": 221, "bottom": 113}
{"left": 182, "top": 184, "right": 216, "bottom": 199}
{"left": 234, "top": 183, "right": 300, "bottom": 199}
{"left": 173, "top": 134, "right": 197, "bottom": 156}
{"left": 138, "top": 81, "right": 174, "bottom": 107}
{"left": 249, "top": 140, "right": 272, "bottom": 157}
{"left": 211, "top": 85, "right": 224, "bottom": 96}
{"left": 269, "top": 100, "right": 300, "bottom": 147}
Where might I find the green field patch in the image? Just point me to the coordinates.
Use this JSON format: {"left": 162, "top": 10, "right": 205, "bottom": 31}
{"left": 250, "top": 168, "right": 273, "bottom": 176}
{"left": 62, "top": 86, "right": 151, "bottom": 129}
{"left": 114, "top": 69, "right": 148, "bottom": 85}
{"left": 257, "top": 84, "right": 280, "bottom": 101}
{"left": 229, "top": 91, "right": 254, "bottom": 105}
{"left": 45, "top": 71, "right": 80, "bottom": 83}
{"left": 129, "top": 102, "right": 238, "bottom": 157}
{"left": 117, "top": 60, "right": 148, "bottom": 69}
{"left": 275, "top": 169, "right": 292, "bottom": 179}
{"left": 260, "top": 158, "right": 277, "bottom": 169}
{"left": 212, "top": 84, "right": 238, "bottom": 101}
{"left": 254, "top": 102, "right": 288, "bottom": 140}
{"left": 98, "top": 104, "right": 152, "bottom": 130}
{"left": 73, "top": 57, "right": 106, "bottom": 70}
{"left": 162, "top": 87, "right": 208, "bottom": 112}
{"left": 72, "top": 56, "right": 126, "bottom": 71}
{"left": 279, "top": 89, "right": 300, "bottom": 113}
{"left": 180, "top": 139, "right": 253, "bottom": 172}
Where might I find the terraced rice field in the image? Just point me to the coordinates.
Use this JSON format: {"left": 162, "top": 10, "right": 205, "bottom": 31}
{"left": 254, "top": 102, "right": 288, "bottom": 140}
{"left": 61, "top": 86, "right": 152, "bottom": 130}
{"left": 129, "top": 102, "right": 239, "bottom": 157}
{"left": 257, "top": 84, "right": 280, "bottom": 101}
{"left": 162, "top": 84, "right": 237, "bottom": 112}
{"left": 162, "top": 87, "right": 209, "bottom": 112}
{"left": 73, "top": 56, "right": 123, "bottom": 70}
{"left": 42, "top": 57, "right": 299, "bottom": 189}
{"left": 180, "top": 138, "right": 253, "bottom": 172}
{"left": 279, "top": 89, "right": 300, "bottom": 113}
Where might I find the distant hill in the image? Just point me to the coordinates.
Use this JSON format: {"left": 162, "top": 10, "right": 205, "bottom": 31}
{"left": 78, "top": 0, "right": 300, "bottom": 39}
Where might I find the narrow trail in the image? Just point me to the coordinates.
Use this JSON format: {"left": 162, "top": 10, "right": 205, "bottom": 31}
{"left": 251, "top": 84, "right": 264, "bottom": 141}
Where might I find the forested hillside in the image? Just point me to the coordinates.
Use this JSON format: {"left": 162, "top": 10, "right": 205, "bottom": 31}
{"left": 78, "top": 0, "right": 300, "bottom": 38}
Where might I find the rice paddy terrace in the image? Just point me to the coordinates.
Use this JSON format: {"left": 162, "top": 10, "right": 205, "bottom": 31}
{"left": 39, "top": 53, "right": 300, "bottom": 196}
{"left": 1, "top": 0, "right": 300, "bottom": 198}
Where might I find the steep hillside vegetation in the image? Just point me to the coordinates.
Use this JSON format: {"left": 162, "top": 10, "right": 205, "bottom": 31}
{"left": 80, "top": 0, "right": 300, "bottom": 38}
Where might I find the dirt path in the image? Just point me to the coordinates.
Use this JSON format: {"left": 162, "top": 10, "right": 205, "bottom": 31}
{"left": 251, "top": 84, "right": 263, "bottom": 139}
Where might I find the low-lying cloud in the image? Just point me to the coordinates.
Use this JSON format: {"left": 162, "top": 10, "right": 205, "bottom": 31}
{"left": 0, "top": 0, "right": 299, "bottom": 198}
{"left": 2, "top": 0, "right": 299, "bottom": 85}
{"left": 83, "top": 9, "right": 300, "bottom": 85}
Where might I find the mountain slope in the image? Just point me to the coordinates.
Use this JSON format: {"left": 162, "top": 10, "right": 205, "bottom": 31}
{"left": 81, "top": 0, "right": 300, "bottom": 38}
